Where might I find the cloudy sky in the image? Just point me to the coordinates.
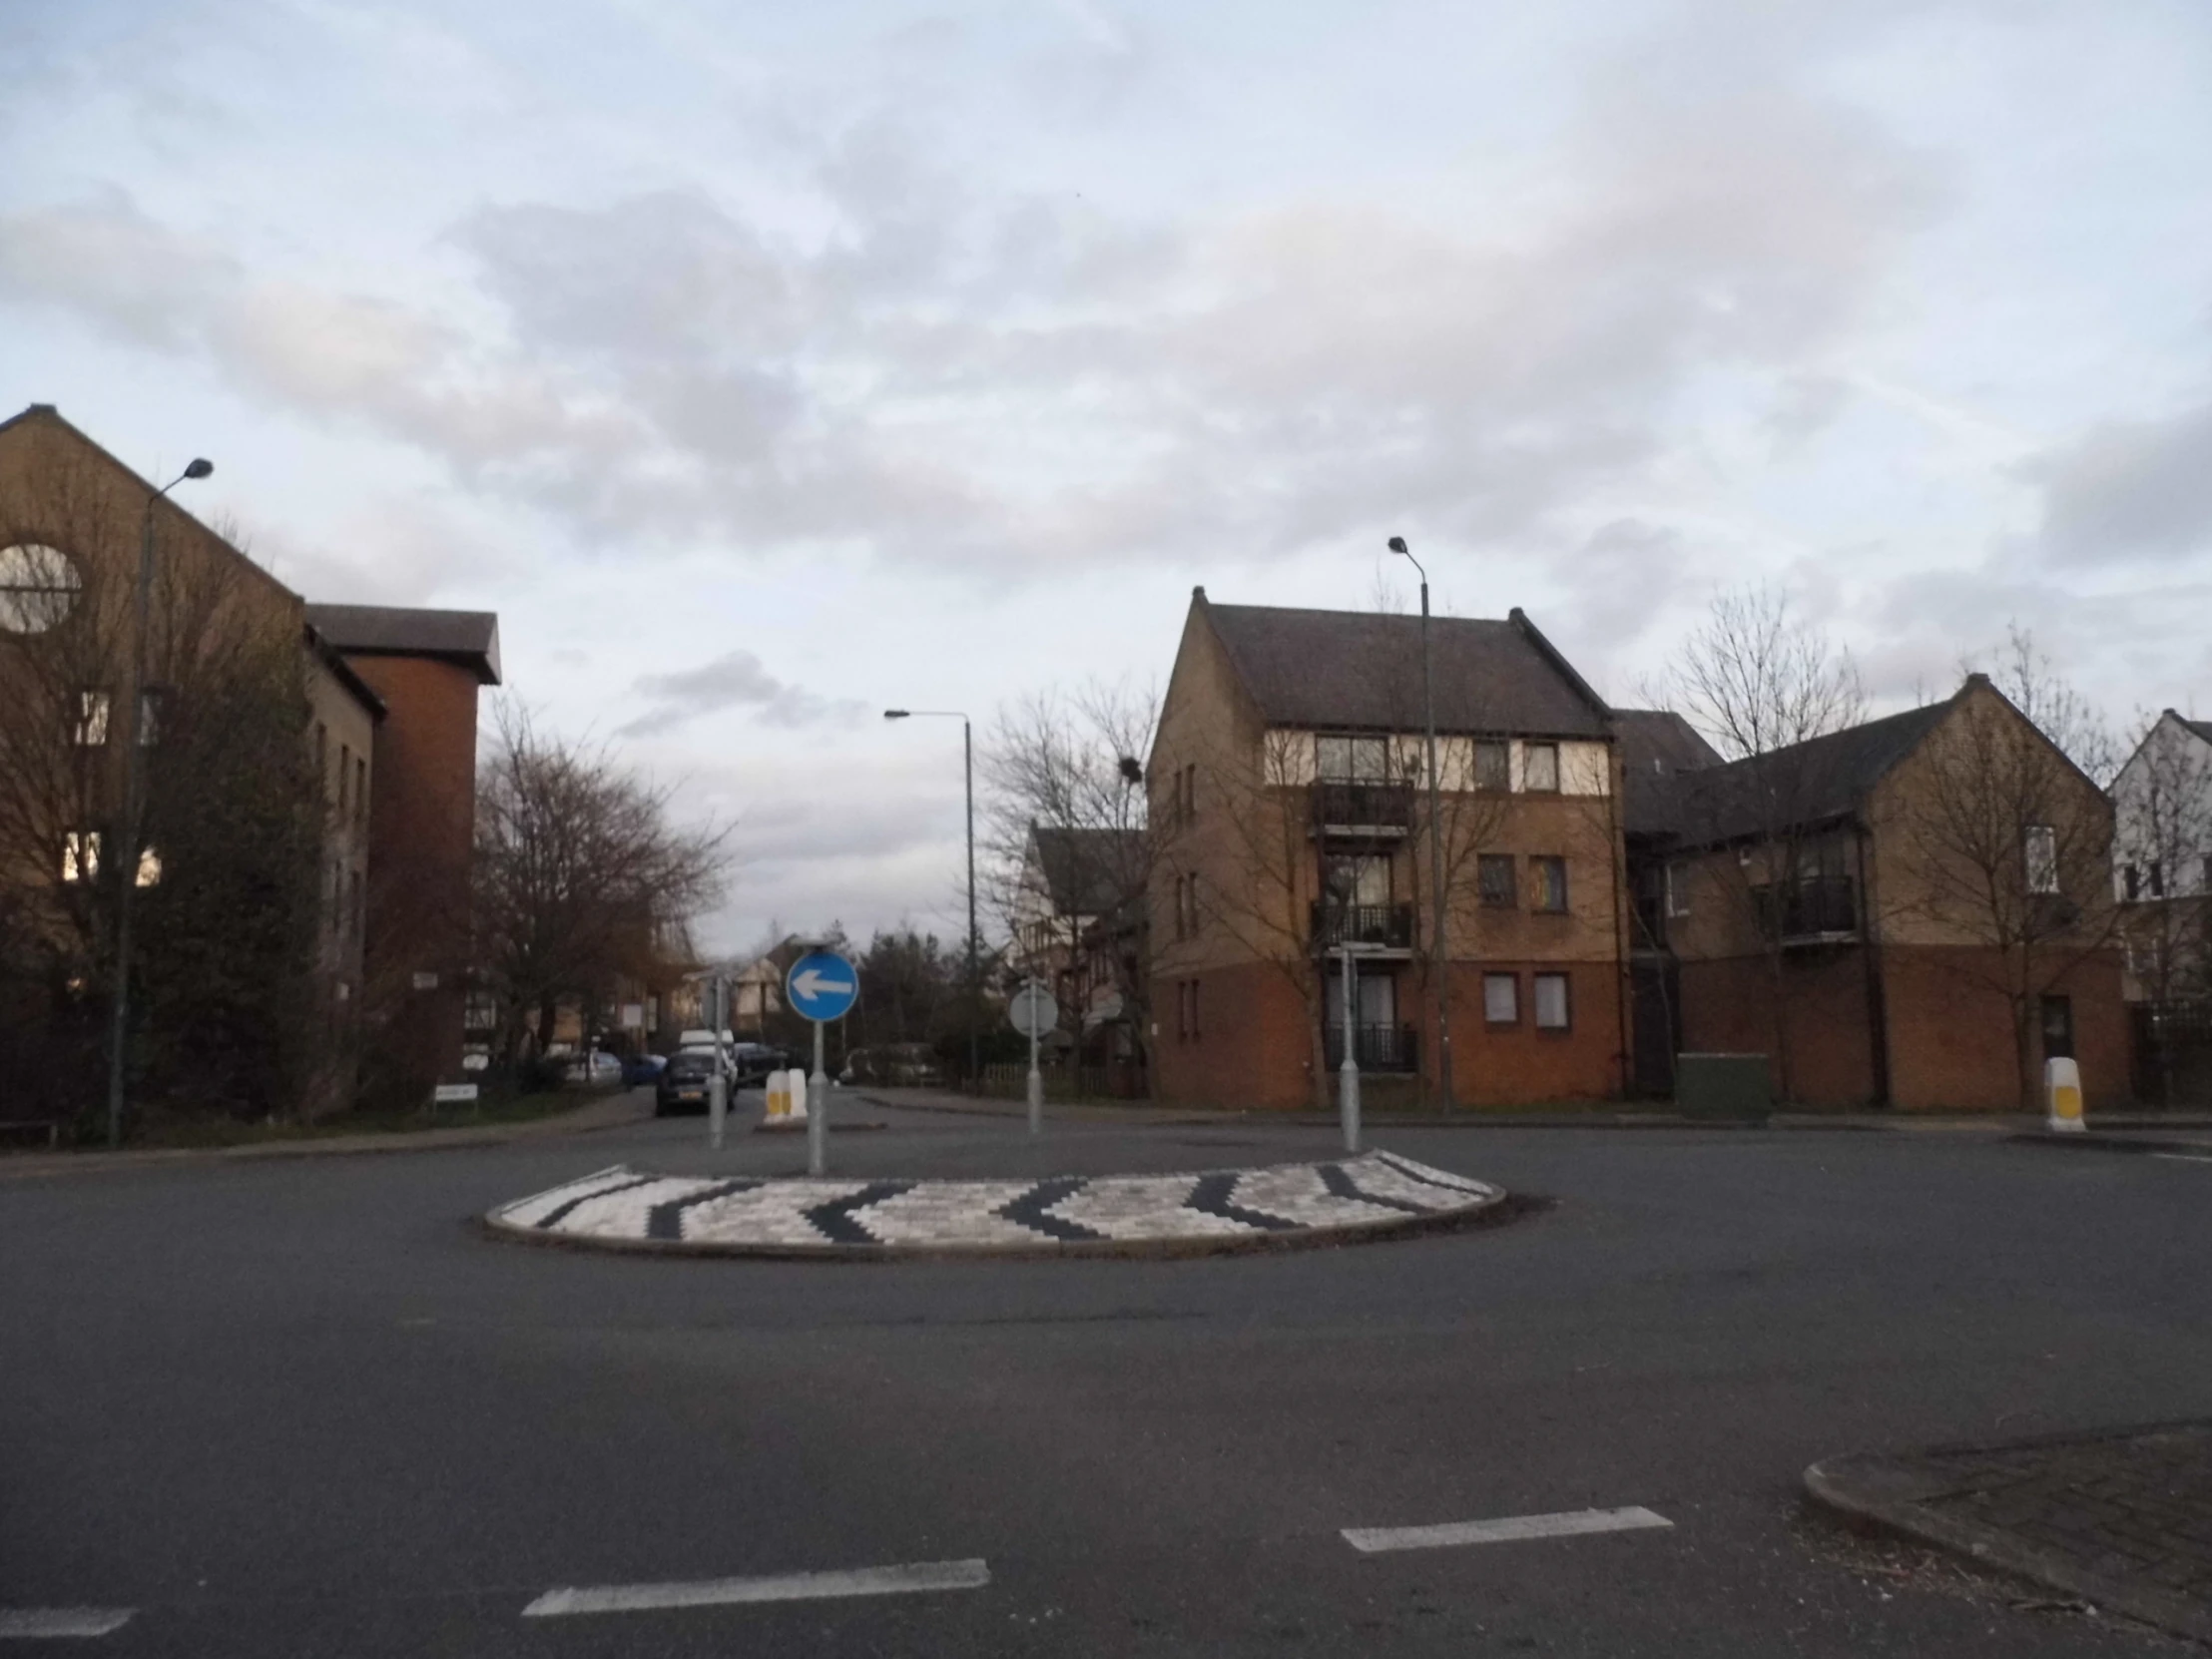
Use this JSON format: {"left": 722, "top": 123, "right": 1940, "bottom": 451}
{"left": 4, "top": 0, "right": 2209, "bottom": 953}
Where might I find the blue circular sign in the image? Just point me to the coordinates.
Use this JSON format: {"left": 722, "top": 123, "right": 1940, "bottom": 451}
{"left": 785, "top": 950, "right": 859, "bottom": 1023}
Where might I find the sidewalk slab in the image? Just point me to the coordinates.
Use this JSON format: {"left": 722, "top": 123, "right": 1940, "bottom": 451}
{"left": 1806, "top": 1421, "right": 2212, "bottom": 1642}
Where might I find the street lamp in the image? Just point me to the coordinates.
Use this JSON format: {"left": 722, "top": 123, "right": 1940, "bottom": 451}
{"left": 883, "top": 708, "right": 978, "bottom": 1090}
{"left": 1387, "top": 535, "right": 1453, "bottom": 1110}
{"left": 107, "top": 457, "right": 214, "bottom": 1147}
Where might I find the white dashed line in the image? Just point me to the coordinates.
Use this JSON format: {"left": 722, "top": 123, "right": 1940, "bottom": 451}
{"left": 0, "top": 1608, "right": 135, "bottom": 1639}
{"left": 2152, "top": 1152, "right": 2212, "bottom": 1164}
{"left": 1344, "top": 1505, "right": 1673, "bottom": 1554}
{"left": 521, "top": 1559, "right": 991, "bottom": 1617}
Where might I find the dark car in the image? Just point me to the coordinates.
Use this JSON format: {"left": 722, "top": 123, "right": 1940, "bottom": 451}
{"left": 621, "top": 1052, "right": 668, "bottom": 1087}
{"left": 654, "top": 1051, "right": 718, "bottom": 1116}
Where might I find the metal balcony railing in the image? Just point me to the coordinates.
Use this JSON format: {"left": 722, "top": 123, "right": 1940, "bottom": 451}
{"left": 1752, "top": 875, "right": 1859, "bottom": 941}
{"left": 1311, "top": 900, "right": 1415, "bottom": 951}
{"left": 1313, "top": 780, "right": 1413, "bottom": 832}
{"left": 1324, "top": 1022, "right": 1420, "bottom": 1073}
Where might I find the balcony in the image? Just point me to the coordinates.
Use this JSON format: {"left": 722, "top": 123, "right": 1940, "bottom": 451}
{"left": 1324, "top": 1022, "right": 1420, "bottom": 1073}
{"left": 1312, "top": 780, "right": 1412, "bottom": 836}
{"left": 1752, "top": 875, "right": 1859, "bottom": 943}
{"left": 1311, "top": 900, "right": 1415, "bottom": 952}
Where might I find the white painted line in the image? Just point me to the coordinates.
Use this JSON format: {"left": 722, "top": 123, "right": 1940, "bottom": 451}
{"left": 0, "top": 1608, "right": 135, "bottom": 1639}
{"left": 1344, "top": 1505, "right": 1673, "bottom": 1554}
{"left": 522, "top": 1558, "right": 991, "bottom": 1617}
{"left": 2152, "top": 1152, "right": 2212, "bottom": 1164}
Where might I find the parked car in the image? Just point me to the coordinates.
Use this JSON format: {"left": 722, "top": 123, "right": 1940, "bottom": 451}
{"left": 728, "top": 1042, "right": 785, "bottom": 1086}
{"left": 674, "top": 1044, "right": 737, "bottom": 1080}
{"left": 563, "top": 1049, "right": 624, "bottom": 1086}
{"left": 620, "top": 1052, "right": 667, "bottom": 1087}
{"left": 841, "top": 1042, "right": 944, "bottom": 1087}
{"left": 655, "top": 1050, "right": 719, "bottom": 1116}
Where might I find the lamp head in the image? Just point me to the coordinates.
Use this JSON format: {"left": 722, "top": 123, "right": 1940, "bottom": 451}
{"left": 1386, "top": 535, "right": 1407, "bottom": 556}
{"left": 183, "top": 458, "right": 214, "bottom": 480}
{"left": 883, "top": 709, "right": 910, "bottom": 721}
{"left": 1118, "top": 755, "right": 1143, "bottom": 785}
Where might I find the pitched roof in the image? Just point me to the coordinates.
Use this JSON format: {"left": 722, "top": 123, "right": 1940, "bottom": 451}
{"left": 1612, "top": 709, "right": 1722, "bottom": 837}
{"left": 1676, "top": 699, "right": 1954, "bottom": 845}
{"left": 304, "top": 603, "right": 502, "bottom": 685}
{"left": 1201, "top": 598, "right": 1610, "bottom": 738}
{"left": 1029, "top": 826, "right": 1142, "bottom": 917}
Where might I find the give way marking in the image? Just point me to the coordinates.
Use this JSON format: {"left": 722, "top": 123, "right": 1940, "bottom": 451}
{"left": 1344, "top": 1505, "right": 1673, "bottom": 1554}
{"left": 0, "top": 1608, "right": 135, "bottom": 1640}
{"left": 523, "top": 1558, "right": 990, "bottom": 1617}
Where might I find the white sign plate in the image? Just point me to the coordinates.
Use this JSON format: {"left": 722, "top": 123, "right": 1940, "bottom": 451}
{"left": 1009, "top": 983, "right": 1059, "bottom": 1039}
{"left": 434, "top": 1083, "right": 480, "bottom": 1104}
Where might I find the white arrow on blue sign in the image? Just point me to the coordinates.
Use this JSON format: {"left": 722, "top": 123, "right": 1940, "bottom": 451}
{"left": 785, "top": 950, "right": 859, "bottom": 1023}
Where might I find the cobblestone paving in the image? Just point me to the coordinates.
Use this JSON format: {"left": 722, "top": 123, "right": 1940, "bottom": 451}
{"left": 1810, "top": 1422, "right": 2212, "bottom": 1642}
{"left": 487, "top": 1149, "right": 1502, "bottom": 1255}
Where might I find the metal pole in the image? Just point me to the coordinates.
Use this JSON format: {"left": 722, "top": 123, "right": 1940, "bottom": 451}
{"left": 709, "top": 974, "right": 728, "bottom": 1149}
{"left": 1339, "top": 941, "right": 1361, "bottom": 1152}
{"left": 1025, "top": 977, "right": 1043, "bottom": 1137}
{"left": 1419, "top": 576, "right": 1453, "bottom": 1110}
{"left": 965, "top": 717, "right": 978, "bottom": 1093}
{"left": 808, "top": 1018, "right": 829, "bottom": 1175}
{"left": 105, "top": 491, "right": 164, "bottom": 1147}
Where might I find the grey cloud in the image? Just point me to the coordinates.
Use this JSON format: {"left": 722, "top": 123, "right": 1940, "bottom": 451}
{"left": 2027, "top": 400, "right": 2212, "bottom": 566}
{"left": 621, "top": 650, "right": 865, "bottom": 736}
{"left": 1556, "top": 520, "right": 1695, "bottom": 652}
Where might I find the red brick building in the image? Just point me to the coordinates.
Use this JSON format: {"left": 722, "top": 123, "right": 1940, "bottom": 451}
{"left": 1148, "top": 589, "right": 1630, "bottom": 1110}
{"left": 304, "top": 605, "right": 501, "bottom": 1100}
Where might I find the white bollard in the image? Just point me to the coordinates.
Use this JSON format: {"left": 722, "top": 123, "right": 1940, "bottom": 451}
{"left": 765, "top": 1071, "right": 785, "bottom": 1120}
{"left": 2045, "top": 1056, "right": 2085, "bottom": 1133}
{"left": 784, "top": 1067, "right": 809, "bottom": 1123}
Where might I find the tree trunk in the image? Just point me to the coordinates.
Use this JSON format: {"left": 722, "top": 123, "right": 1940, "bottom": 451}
{"left": 535, "top": 994, "right": 558, "bottom": 1056}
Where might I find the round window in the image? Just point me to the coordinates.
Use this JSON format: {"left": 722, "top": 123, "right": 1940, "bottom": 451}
{"left": 0, "top": 544, "right": 82, "bottom": 634}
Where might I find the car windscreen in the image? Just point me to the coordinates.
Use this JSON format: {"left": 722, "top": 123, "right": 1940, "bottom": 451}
{"left": 666, "top": 1056, "right": 714, "bottom": 1079}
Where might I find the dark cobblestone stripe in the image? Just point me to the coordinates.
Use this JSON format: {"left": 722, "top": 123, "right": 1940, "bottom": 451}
{"left": 1185, "top": 1172, "right": 1302, "bottom": 1232}
{"left": 805, "top": 1181, "right": 918, "bottom": 1245}
{"left": 645, "top": 1178, "right": 767, "bottom": 1242}
{"left": 995, "top": 1177, "right": 1111, "bottom": 1243}
{"left": 1318, "top": 1161, "right": 1433, "bottom": 1215}
{"left": 533, "top": 1174, "right": 665, "bottom": 1231}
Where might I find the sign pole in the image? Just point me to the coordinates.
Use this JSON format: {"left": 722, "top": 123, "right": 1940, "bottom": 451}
{"left": 709, "top": 973, "right": 728, "bottom": 1150}
{"left": 808, "top": 1018, "right": 829, "bottom": 1176}
{"left": 1026, "top": 976, "right": 1043, "bottom": 1137}
{"left": 1339, "top": 941, "right": 1361, "bottom": 1153}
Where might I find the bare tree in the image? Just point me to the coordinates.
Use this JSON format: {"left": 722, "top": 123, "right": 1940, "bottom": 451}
{"left": 472, "top": 704, "right": 731, "bottom": 1060}
{"left": 0, "top": 457, "right": 327, "bottom": 1129}
{"left": 1897, "top": 632, "right": 2117, "bottom": 1111}
{"left": 1665, "top": 586, "right": 1867, "bottom": 1100}
{"left": 981, "top": 680, "right": 1161, "bottom": 1094}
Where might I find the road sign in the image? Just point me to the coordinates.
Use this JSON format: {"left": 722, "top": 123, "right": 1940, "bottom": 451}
{"left": 786, "top": 949, "right": 859, "bottom": 1023}
{"left": 1009, "top": 981, "right": 1059, "bottom": 1039}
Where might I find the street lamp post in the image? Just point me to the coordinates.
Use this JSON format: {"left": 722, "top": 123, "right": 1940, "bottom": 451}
{"left": 1387, "top": 536, "right": 1453, "bottom": 1110}
{"left": 107, "top": 457, "right": 214, "bottom": 1148}
{"left": 883, "top": 709, "right": 979, "bottom": 1090}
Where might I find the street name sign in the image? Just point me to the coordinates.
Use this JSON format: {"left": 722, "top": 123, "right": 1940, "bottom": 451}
{"left": 786, "top": 950, "right": 859, "bottom": 1023}
{"left": 1009, "top": 982, "right": 1059, "bottom": 1039}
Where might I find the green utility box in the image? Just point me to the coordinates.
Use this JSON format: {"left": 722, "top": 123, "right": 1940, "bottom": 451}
{"left": 1675, "top": 1052, "right": 1771, "bottom": 1122}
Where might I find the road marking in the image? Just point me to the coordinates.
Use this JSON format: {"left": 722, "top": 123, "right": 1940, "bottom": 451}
{"left": 522, "top": 1559, "right": 991, "bottom": 1617}
{"left": 2153, "top": 1152, "right": 2212, "bottom": 1164}
{"left": 0, "top": 1608, "right": 135, "bottom": 1639}
{"left": 1344, "top": 1505, "right": 1673, "bottom": 1554}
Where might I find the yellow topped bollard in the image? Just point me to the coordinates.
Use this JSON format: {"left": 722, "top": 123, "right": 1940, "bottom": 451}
{"left": 2045, "top": 1056, "right": 2084, "bottom": 1133}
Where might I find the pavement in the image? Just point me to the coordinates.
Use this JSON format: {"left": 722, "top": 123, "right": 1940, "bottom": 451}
{"left": 485, "top": 1147, "right": 1505, "bottom": 1257}
{"left": 5, "top": 1096, "right": 2212, "bottom": 1655}
{"left": 1808, "top": 1421, "right": 2212, "bottom": 1642}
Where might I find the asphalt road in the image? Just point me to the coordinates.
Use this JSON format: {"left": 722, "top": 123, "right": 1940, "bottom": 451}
{"left": 4, "top": 1098, "right": 2210, "bottom": 1656}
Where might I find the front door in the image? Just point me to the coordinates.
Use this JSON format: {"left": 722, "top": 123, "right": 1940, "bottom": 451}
{"left": 2040, "top": 994, "right": 2075, "bottom": 1062}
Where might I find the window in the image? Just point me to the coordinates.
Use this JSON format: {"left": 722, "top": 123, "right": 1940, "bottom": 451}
{"left": 135, "top": 847, "right": 161, "bottom": 888}
{"left": 1317, "top": 735, "right": 1388, "bottom": 783}
{"left": 61, "top": 830, "right": 100, "bottom": 882}
{"left": 2149, "top": 860, "right": 2165, "bottom": 898}
{"left": 74, "top": 690, "right": 110, "bottom": 747}
{"left": 2124, "top": 863, "right": 2141, "bottom": 901}
{"left": 138, "top": 687, "right": 170, "bottom": 748}
{"left": 1531, "top": 855, "right": 1568, "bottom": 912}
{"left": 1533, "top": 972, "right": 1571, "bottom": 1031}
{"left": 2024, "top": 825, "right": 2058, "bottom": 894}
{"left": 1324, "top": 854, "right": 1390, "bottom": 907}
{"left": 1477, "top": 853, "right": 1517, "bottom": 908}
{"left": 1473, "top": 741, "right": 1509, "bottom": 793}
{"left": 1523, "top": 742, "right": 1560, "bottom": 794}
{"left": 1665, "top": 862, "right": 1689, "bottom": 917}
{"left": 1482, "top": 972, "right": 1519, "bottom": 1026}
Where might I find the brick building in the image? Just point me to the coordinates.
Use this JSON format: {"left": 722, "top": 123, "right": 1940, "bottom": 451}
{"left": 304, "top": 604, "right": 501, "bottom": 1099}
{"left": 1628, "top": 677, "right": 2127, "bottom": 1112}
{"left": 1148, "top": 589, "right": 1630, "bottom": 1110}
